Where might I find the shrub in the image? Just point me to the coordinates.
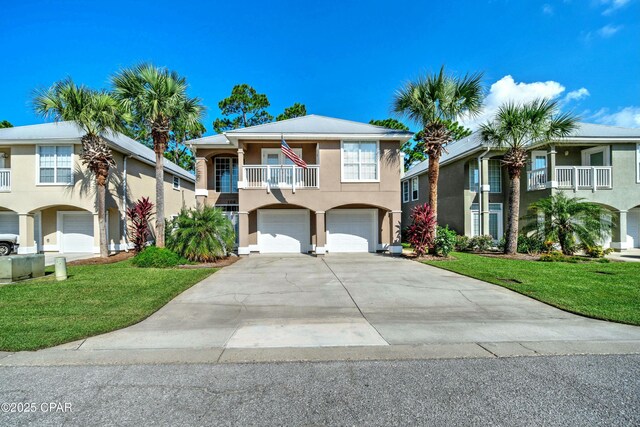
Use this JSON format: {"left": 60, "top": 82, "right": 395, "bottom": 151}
{"left": 581, "top": 244, "right": 613, "bottom": 259}
{"left": 131, "top": 246, "right": 189, "bottom": 268}
{"left": 455, "top": 235, "right": 470, "bottom": 252}
{"left": 434, "top": 226, "right": 457, "bottom": 257}
{"left": 539, "top": 251, "right": 566, "bottom": 262}
{"left": 469, "top": 235, "right": 493, "bottom": 252}
{"left": 517, "top": 234, "right": 545, "bottom": 254}
{"left": 166, "top": 206, "right": 236, "bottom": 262}
{"left": 127, "top": 197, "right": 154, "bottom": 253}
{"left": 406, "top": 204, "right": 437, "bottom": 257}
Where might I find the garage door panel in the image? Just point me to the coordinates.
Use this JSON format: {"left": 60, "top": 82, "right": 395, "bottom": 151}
{"left": 327, "top": 209, "right": 376, "bottom": 253}
{"left": 0, "top": 213, "right": 19, "bottom": 235}
{"left": 258, "top": 210, "right": 310, "bottom": 253}
{"left": 61, "top": 213, "right": 94, "bottom": 253}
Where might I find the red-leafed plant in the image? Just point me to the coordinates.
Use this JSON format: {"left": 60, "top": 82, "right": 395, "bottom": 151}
{"left": 127, "top": 197, "right": 155, "bottom": 253}
{"left": 407, "top": 204, "right": 437, "bottom": 257}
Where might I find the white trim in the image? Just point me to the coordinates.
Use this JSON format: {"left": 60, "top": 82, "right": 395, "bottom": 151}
{"left": 17, "top": 246, "right": 37, "bottom": 254}
{"left": 402, "top": 180, "right": 410, "bottom": 203}
{"left": 411, "top": 176, "right": 419, "bottom": 201}
{"left": 213, "top": 156, "right": 239, "bottom": 194}
{"left": 108, "top": 243, "right": 129, "bottom": 251}
{"left": 261, "top": 147, "right": 302, "bottom": 165}
{"left": 340, "top": 140, "right": 380, "bottom": 183}
{"left": 195, "top": 189, "right": 208, "bottom": 196}
{"left": 35, "top": 144, "right": 74, "bottom": 186}
{"left": 238, "top": 247, "right": 250, "bottom": 255}
{"left": 225, "top": 133, "right": 412, "bottom": 142}
{"left": 581, "top": 145, "right": 610, "bottom": 166}
{"left": 315, "top": 246, "right": 326, "bottom": 255}
{"left": 610, "top": 241, "right": 629, "bottom": 250}
{"left": 248, "top": 244, "right": 260, "bottom": 252}
{"left": 389, "top": 245, "right": 403, "bottom": 254}
{"left": 42, "top": 244, "right": 60, "bottom": 252}
{"left": 377, "top": 243, "right": 389, "bottom": 251}
{"left": 172, "top": 176, "right": 181, "bottom": 190}
{"left": 470, "top": 203, "right": 503, "bottom": 239}
{"left": 480, "top": 184, "right": 491, "bottom": 192}
{"left": 636, "top": 143, "right": 640, "bottom": 183}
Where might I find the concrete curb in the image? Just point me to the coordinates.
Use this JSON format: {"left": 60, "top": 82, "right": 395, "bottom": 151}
{"left": 1, "top": 340, "right": 638, "bottom": 366}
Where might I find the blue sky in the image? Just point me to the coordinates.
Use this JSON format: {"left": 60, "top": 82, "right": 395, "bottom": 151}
{"left": 1, "top": 0, "right": 638, "bottom": 134}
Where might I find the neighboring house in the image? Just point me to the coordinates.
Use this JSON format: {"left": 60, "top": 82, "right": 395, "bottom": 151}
{"left": 190, "top": 115, "right": 412, "bottom": 255}
{"left": 401, "top": 123, "right": 640, "bottom": 251}
{"left": 0, "top": 122, "right": 195, "bottom": 254}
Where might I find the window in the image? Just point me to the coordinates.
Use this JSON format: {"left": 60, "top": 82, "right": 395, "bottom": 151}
{"left": 402, "top": 181, "right": 410, "bottom": 203}
{"left": 173, "top": 176, "right": 180, "bottom": 190}
{"left": 38, "top": 145, "right": 72, "bottom": 184}
{"left": 261, "top": 148, "right": 302, "bottom": 165}
{"left": 470, "top": 203, "right": 503, "bottom": 240}
{"left": 411, "top": 177, "right": 419, "bottom": 201}
{"left": 637, "top": 144, "right": 640, "bottom": 183}
{"left": 469, "top": 160, "right": 501, "bottom": 193}
{"left": 342, "top": 141, "right": 378, "bottom": 181}
{"left": 214, "top": 157, "right": 238, "bottom": 193}
{"left": 581, "top": 146, "right": 610, "bottom": 166}
{"left": 531, "top": 151, "right": 547, "bottom": 171}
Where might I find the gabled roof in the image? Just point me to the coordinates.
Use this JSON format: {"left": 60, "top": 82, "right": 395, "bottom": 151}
{"left": 190, "top": 114, "right": 413, "bottom": 145}
{"left": 0, "top": 122, "right": 195, "bottom": 182}
{"left": 402, "top": 122, "right": 640, "bottom": 180}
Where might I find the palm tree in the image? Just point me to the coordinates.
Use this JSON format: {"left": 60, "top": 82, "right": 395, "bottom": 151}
{"left": 480, "top": 99, "right": 578, "bottom": 254}
{"left": 522, "top": 192, "right": 613, "bottom": 255}
{"left": 111, "top": 64, "right": 204, "bottom": 247}
{"left": 33, "top": 79, "right": 129, "bottom": 258}
{"left": 393, "top": 66, "right": 483, "bottom": 235}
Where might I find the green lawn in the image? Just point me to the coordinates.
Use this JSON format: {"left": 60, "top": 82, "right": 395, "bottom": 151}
{"left": 424, "top": 252, "right": 640, "bottom": 326}
{"left": 0, "top": 261, "right": 216, "bottom": 352}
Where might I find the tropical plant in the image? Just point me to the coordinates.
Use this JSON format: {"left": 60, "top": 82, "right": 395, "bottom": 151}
{"left": 127, "top": 197, "right": 155, "bottom": 253}
{"left": 480, "top": 99, "right": 578, "bottom": 254}
{"left": 166, "top": 206, "right": 236, "bottom": 262}
{"left": 522, "top": 192, "right": 613, "bottom": 256}
{"left": 454, "top": 234, "right": 471, "bottom": 251}
{"left": 406, "top": 204, "right": 437, "bottom": 257}
{"left": 277, "top": 103, "right": 307, "bottom": 121}
{"left": 33, "top": 78, "right": 129, "bottom": 257}
{"left": 469, "top": 235, "right": 493, "bottom": 252}
{"left": 434, "top": 226, "right": 457, "bottom": 257}
{"left": 393, "top": 66, "right": 483, "bottom": 234}
{"left": 131, "top": 246, "right": 189, "bottom": 268}
{"left": 112, "top": 64, "right": 205, "bottom": 247}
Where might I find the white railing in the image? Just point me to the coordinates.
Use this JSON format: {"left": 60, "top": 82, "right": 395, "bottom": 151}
{"left": 0, "top": 169, "right": 10, "bottom": 192}
{"left": 556, "top": 166, "right": 612, "bottom": 191}
{"left": 243, "top": 165, "right": 319, "bottom": 191}
{"left": 527, "top": 168, "right": 547, "bottom": 191}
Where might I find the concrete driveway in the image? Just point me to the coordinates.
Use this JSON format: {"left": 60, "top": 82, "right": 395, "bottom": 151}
{"left": 73, "top": 254, "right": 640, "bottom": 354}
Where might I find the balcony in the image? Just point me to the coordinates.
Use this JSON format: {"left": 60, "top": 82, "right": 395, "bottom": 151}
{"left": 243, "top": 165, "right": 319, "bottom": 191}
{"left": 527, "top": 166, "right": 612, "bottom": 191}
{"left": 0, "top": 169, "right": 10, "bottom": 192}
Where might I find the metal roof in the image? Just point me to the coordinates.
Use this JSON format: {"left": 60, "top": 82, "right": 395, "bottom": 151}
{"left": 0, "top": 122, "right": 195, "bottom": 182}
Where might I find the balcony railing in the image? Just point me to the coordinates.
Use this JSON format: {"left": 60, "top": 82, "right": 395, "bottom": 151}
{"left": 527, "top": 166, "right": 612, "bottom": 191}
{"left": 0, "top": 169, "right": 10, "bottom": 192}
{"left": 243, "top": 165, "right": 319, "bottom": 191}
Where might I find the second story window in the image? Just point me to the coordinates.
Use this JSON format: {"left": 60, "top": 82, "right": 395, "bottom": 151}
{"left": 469, "top": 159, "right": 502, "bottom": 193}
{"left": 38, "top": 145, "right": 72, "bottom": 185}
{"left": 342, "top": 141, "right": 379, "bottom": 182}
{"left": 173, "top": 176, "right": 180, "bottom": 190}
{"left": 402, "top": 181, "right": 410, "bottom": 203}
{"left": 214, "top": 157, "right": 238, "bottom": 193}
{"left": 411, "top": 177, "right": 419, "bottom": 201}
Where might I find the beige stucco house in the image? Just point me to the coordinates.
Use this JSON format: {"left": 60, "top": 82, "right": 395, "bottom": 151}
{"left": 0, "top": 122, "right": 195, "bottom": 254}
{"left": 190, "top": 115, "right": 412, "bottom": 255}
{"left": 401, "top": 123, "right": 640, "bottom": 251}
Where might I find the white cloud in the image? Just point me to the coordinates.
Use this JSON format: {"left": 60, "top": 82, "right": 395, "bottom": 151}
{"left": 597, "top": 24, "right": 623, "bottom": 37}
{"left": 563, "top": 88, "right": 590, "bottom": 103}
{"left": 460, "top": 75, "right": 568, "bottom": 129}
{"left": 600, "top": 0, "right": 631, "bottom": 15}
{"left": 593, "top": 106, "right": 640, "bottom": 128}
{"left": 542, "top": 3, "right": 554, "bottom": 14}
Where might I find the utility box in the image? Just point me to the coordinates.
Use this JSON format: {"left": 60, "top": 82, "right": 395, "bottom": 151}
{"left": 0, "top": 254, "right": 45, "bottom": 284}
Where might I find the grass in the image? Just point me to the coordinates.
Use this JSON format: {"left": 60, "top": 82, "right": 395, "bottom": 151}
{"left": 0, "top": 261, "right": 217, "bottom": 351}
{"left": 423, "top": 252, "right": 640, "bottom": 326}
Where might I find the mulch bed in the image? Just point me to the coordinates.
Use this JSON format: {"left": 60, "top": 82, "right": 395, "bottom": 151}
{"left": 477, "top": 252, "right": 540, "bottom": 261}
{"left": 178, "top": 256, "right": 241, "bottom": 269}
{"left": 403, "top": 253, "right": 457, "bottom": 262}
{"left": 67, "top": 251, "right": 134, "bottom": 266}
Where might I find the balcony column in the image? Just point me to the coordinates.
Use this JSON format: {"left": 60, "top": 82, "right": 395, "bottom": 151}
{"left": 548, "top": 145, "right": 557, "bottom": 189}
{"left": 237, "top": 148, "right": 245, "bottom": 189}
{"left": 315, "top": 211, "right": 326, "bottom": 255}
{"left": 195, "top": 156, "right": 208, "bottom": 207}
{"left": 389, "top": 210, "right": 403, "bottom": 255}
{"left": 480, "top": 157, "right": 490, "bottom": 236}
{"left": 238, "top": 211, "right": 249, "bottom": 255}
{"left": 611, "top": 210, "right": 628, "bottom": 251}
{"left": 17, "top": 213, "right": 36, "bottom": 254}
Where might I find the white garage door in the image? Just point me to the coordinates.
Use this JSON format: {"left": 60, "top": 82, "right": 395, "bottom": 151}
{"left": 258, "top": 209, "right": 310, "bottom": 253}
{"left": 629, "top": 208, "right": 640, "bottom": 248}
{"left": 327, "top": 209, "right": 377, "bottom": 253}
{"left": 61, "top": 212, "right": 94, "bottom": 253}
{"left": 0, "top": 212, "right": 19, "bottom": 234}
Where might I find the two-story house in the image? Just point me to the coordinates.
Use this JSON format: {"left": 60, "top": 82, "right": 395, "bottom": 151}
{"left": 401, "top": 123, "right": 640, "bottom": 251}
{"left": 0, "top": 122, "right": 195, "bottom": 254}
{"left": 190, "top": 115, "right": 412, "bottom": 255}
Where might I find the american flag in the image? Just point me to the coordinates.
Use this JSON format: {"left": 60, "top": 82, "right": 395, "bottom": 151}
{"left": 281, "top": 136, "right": 307, "bottom": 169}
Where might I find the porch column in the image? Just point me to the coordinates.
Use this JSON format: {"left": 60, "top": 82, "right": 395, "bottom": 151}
{"left": 389, "top": 210, "right": 402, "bottom": 255}
{"left": 548, "top": 145, "right": 557, "bottom": 189}
{"left": 238, "top": 211, "right": 249, "bottom": 255}
{"left": 195, "top": 156, "right": 208, "bottom": 207}
{"left": 17, "top": 213, "right": 36, "bottom": 254}
{"left": 92, "top": 213, "right": 100, "bottom": 254}
{"left": 315, "top": 211, "right": 326, "bottom": 255}
{"left": 480, "top": 157, "right": 490, "bottom": 236}
{"left": 237, "top": 148, "right": 245, "bottom": 189}
{"left": 611, "top": 210, "right": 628, "bottom": 251}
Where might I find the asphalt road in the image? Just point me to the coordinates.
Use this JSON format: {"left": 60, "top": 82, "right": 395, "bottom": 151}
{"left": 1, "top": 355, "right": 638, "bottom": 426}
